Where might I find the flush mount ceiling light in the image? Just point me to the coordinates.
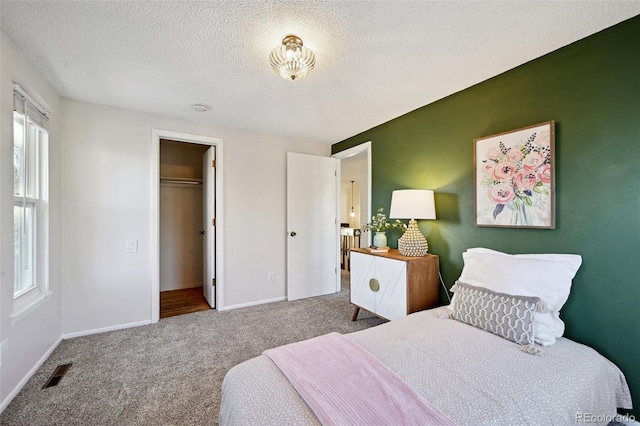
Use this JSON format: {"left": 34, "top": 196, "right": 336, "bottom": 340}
{"left": 269, "top": 34, "right": 316, "bottom": 81}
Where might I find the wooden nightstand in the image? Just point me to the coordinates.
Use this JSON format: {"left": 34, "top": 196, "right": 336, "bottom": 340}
{"left": 350, "top": 248, "right": 439, "bottom": 321}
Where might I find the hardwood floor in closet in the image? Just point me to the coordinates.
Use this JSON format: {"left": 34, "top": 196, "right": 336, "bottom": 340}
{"left": 160, "top": 288, "right": 211, "bottom": 318}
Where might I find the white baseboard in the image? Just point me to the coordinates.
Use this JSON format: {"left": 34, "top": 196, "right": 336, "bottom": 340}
{"left": 219, "top": 296, "right": 286, "bottom": 311}
{"left": 62, "top": 320, "right": 152, "bottom": 339}
{"left": 0, "top": 335, "right": 63, "bottom": 413}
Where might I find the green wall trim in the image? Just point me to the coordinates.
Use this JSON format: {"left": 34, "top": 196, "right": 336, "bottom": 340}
{"left": 333, "top": 15, "right": 640, "bottom": 412}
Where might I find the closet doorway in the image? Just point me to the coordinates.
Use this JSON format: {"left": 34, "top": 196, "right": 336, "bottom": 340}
{"left": 159, "top": 139, "right": 215, "bottom": 318}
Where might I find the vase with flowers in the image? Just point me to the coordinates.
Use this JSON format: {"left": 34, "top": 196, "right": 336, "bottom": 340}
{"left": 362, "top": 206, "right": 407, "bottom": 248}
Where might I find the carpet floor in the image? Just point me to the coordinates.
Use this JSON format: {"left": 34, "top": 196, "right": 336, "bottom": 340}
{"left": 1, "top": 272, "right": 384, "bottom": 426}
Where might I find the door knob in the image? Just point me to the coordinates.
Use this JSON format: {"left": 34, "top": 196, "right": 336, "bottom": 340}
{"left": 290, "top": 231, "right": 297, "bottom": 237}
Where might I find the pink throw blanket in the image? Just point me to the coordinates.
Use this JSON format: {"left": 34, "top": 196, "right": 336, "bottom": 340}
{"left": 263, "top": 332, "right": 455, "bottom": 426}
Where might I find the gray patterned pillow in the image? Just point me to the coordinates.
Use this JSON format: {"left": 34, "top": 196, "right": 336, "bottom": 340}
{"left": 451, "top": 281, "right": 541, "bottom": 348}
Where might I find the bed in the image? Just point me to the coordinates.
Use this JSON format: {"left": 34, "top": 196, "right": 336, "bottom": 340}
{"left": 219, "top": 249, "right": 633, "bottom": 425}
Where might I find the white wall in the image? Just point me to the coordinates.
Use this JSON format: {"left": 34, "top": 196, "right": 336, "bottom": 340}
{"left": 0, "top": 31, "right": 63, "bottom": 409}
{"left": 159, "top": 184, "right": 204, "bottom": 291}
{"left": 61, "top": 100, "right": 329, "bottom": 334}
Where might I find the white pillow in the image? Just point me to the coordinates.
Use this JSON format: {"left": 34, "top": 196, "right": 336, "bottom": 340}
{"left": 466, "top": 247, "right": 582, "bottom": 310}
{"left": 468, "top": 247, "right": 582, "bottom": 269}
{"left": 452, "top": 248, "right": 582, "bottom": 345}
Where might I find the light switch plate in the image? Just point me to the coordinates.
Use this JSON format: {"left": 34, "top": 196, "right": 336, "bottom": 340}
{"left": 0, "top": 340, "right": 8, "bottom": 367}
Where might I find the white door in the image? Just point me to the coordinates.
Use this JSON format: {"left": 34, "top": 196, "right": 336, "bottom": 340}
{"left": 287, "top": 153, "right": 338, "bottom": 301}
{"left": 203, "top": 147, "right": 216, "bottom": 308}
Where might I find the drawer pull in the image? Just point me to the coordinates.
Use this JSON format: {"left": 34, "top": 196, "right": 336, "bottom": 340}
{"left": 369, "top": 278, "right": 380, "bottom": 292}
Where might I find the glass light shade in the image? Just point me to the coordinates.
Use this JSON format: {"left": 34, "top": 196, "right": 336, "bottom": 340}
{"left": 389, "top": 190, "right": 436, "bottom": 220}
{"left": 269, "top": 35, "right": 316, "bottom": 81}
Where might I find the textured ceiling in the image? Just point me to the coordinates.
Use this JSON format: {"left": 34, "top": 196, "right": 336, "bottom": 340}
{"left": 1, "top": 1, "right": 639, "bottom": 144}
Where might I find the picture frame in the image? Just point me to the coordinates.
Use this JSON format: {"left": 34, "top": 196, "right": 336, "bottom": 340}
{"left": 474, "top": 121, "right": 555, "bottom": 229}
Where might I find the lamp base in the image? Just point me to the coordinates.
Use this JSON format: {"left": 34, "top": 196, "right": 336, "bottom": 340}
{"left": 398, "top": 219, "right": 429, "bottom": 256}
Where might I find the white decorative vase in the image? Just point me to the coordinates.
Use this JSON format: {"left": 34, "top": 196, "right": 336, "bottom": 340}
{"left": 373, "top": 231, "right": 387, "bottom": 248}
{"left": 398, "top": 219, "right": 429, "bottom": 256}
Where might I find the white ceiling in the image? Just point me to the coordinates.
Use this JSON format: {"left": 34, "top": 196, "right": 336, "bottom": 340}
{"left": 1, "top": 1, "right": 638, "bottom": 144}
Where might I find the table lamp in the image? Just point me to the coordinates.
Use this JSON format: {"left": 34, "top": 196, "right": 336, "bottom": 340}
{"left": 389, "top": 189, "right": 436, "bottom": 256}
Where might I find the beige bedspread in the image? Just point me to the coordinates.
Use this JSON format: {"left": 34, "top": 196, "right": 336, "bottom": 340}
{"left": 220, "top": 309, "right": 632, "bottom": 425}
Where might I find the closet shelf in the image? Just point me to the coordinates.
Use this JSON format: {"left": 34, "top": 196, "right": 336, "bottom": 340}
{"left": 160, "top": 176, "right": 203, "bottom": 185}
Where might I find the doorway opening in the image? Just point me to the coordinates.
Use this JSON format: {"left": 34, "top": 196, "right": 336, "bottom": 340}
{"left": 332, "top": 142, "right": 371, "bottom": 288}
{"left": 159, "top": 140, "right": 211, "bottom": 318}
{"left": 151, "top": 130, "right": 224, "bottom": 323}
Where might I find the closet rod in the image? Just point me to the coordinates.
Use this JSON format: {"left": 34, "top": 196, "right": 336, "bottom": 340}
{"left": 160, "top": 177, "right": 203, "bottom": 185}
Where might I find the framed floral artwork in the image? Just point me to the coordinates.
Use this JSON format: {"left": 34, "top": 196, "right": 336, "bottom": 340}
{"left": 474, "top": 121, "right": 555, "bottom": 228}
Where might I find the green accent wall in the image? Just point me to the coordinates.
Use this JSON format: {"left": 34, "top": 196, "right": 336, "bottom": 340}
{"left": 333, "top": 16, "right": 640, "bottom": 412}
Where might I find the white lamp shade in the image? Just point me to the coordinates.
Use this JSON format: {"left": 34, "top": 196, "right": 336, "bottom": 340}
{"left": 389, "top": 189, "right": 436, "bottom": 219}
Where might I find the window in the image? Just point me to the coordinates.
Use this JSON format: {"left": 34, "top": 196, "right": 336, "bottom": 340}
{"left": 12, "top": 84, "right": 50, "bottom": 318}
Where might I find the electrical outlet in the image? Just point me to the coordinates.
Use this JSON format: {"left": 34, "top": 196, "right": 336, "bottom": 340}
{"left": 125, "top": 239, "right": 138, "bottom": 253}
{"left": 267, "top": 272, "right": 275, "bottom": 282}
